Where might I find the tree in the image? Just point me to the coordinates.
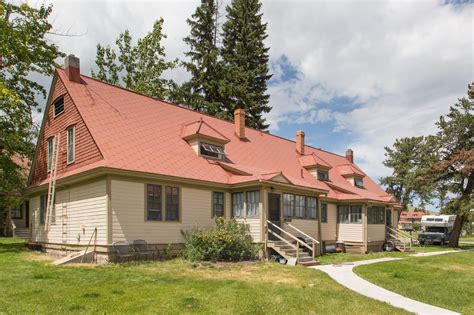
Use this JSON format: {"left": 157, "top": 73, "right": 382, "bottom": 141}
{"left": 221, "top": 0, "right": 272, "bottom": 130}
{"left": 380, "top": 136, "right": 438, "bottom": 210}
{"left": 91, "top": 18, "right": 177, "bottom": 101}
{"left": 0, "top": 1, "right": 63, "bottom": 235}
{"left": 177, "top": 0, "right": 223, "bottom": 114}
{"left": 434, "top": 83, "right": 474, "bottom": 246}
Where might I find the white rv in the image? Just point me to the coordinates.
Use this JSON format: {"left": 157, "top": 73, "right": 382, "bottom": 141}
{"left": 418, "top": 215, "right": 456, "bottom": 245}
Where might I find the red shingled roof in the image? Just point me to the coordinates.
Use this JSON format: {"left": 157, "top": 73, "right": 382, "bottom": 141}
{"left": 31, "top": 69, "right": 396, "bottom": 203}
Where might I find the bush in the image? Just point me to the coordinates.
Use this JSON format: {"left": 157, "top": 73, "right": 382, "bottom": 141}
{"left": 181, "top": 217, "right": 258, "bottom": 262}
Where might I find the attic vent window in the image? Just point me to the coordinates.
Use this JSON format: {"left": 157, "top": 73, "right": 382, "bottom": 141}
{"left": 53, "top": 96, "right": 64, "bottom": 117}
{"left": 200, "top": 142, "right": 226, "bottom": 159}
{"left": 317, "top": 170, "right": 329, "bottom": 181}
{"left": 354, "top": 177, "right": 364, "bottom": 188}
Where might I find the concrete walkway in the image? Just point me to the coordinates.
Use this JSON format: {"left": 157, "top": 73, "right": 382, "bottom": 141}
{"left": 312, "top": 252, "right": 463, "bottom": 315}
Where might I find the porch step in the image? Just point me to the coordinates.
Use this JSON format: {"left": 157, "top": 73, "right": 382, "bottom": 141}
{"left": 267, "top": 241, "right": 316, "bottom": 266}
{"left": 14, "top": 228, "right": 30, "bottom": 240}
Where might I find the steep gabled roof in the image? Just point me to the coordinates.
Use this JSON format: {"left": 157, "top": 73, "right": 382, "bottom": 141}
{"left": 28, "top": 68, "right": 396, "bottom": 203}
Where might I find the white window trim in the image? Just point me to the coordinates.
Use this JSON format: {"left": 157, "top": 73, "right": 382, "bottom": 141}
{"left": 199, "top": 141, "right": 226, "bottom": 160}
{"left": 67, "top": 126, "right": 75, "bottom": 165}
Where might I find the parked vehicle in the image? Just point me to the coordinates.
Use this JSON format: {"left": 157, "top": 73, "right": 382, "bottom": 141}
{"left": 418, "top": 215, "right": 456, "bottom": 245}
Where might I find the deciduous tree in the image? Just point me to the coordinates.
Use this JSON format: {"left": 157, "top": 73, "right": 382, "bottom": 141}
{"left": 92, "top": 18, "right": 177, "bottom": 100}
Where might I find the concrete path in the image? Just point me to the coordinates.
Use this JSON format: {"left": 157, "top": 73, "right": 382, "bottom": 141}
{"left": 409, "top": 249, "right": 465, "bottom": 257}
{"left": 460, "top": 240, "right": 474, "bottom": 245}
{"left": 312, "top": 254, "right": 461, "bottom": 315}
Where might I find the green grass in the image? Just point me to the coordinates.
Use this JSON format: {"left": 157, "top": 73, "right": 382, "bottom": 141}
{"left": 460, "top": 235, "right": 474, "bottom": 242}
{"left": 354, "top": 251, "right": 474, "bottom": 314}
{"left": 0, "top": 238, "right": 408, "bottom": 314}
{"left": 317, "top": 244, "right": 456, "bottom": 265}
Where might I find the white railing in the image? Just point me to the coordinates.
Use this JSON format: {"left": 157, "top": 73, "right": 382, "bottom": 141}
{"left": 387, "top": 226, "right": 413, "bottom": 251}
{"left": 265, "top": 220, "right": 319, "bottom": 260}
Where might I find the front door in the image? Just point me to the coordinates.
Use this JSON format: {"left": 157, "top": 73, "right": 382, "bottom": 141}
{"left": 268, "top": 193, "right": 281, "bottom": 240}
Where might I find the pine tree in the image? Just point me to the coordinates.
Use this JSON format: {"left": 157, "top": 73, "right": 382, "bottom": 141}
{"left": 221, "top": 0, "right": 272, "bottom": 130}
{"left": 91, "top": 18, "right": 177, "bottom": 100}
{"left": 178, "top": 0, "right": 223, "bottom": 114}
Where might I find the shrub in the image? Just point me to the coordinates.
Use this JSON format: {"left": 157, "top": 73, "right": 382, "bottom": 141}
{"left": 181, "top": 217, "right": 258, "bottom": 262}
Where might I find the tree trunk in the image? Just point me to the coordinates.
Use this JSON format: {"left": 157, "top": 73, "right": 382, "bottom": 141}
{"left": 448, "top": 215, "right": 463, "bottom": 247}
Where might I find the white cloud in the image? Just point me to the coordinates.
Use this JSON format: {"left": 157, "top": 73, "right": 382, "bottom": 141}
{"left": 30, "top": 0, "right": 472, "bottom": 181}
{"left": 261, "top": 0, "right": 473, "bottom": 179}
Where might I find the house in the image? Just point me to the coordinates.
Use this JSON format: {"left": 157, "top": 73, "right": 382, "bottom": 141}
{"left": 25, "top": 55, "right": 400, "bottom": 261}
{"left": 399, "top": 211, "right": 426, "bottom": 230}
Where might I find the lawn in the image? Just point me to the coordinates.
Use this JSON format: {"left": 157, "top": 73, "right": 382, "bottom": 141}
{"left": 460, "top": 235, "right": 474, "bottom": 242}
{"left": 0, "top": 238, "right": 408, "bottom": 314}
{"left": 317, "top": 244, "right": 455, "bottom": 265}
{"left": 354, "top": 251, "right": 474, "bottom": 314}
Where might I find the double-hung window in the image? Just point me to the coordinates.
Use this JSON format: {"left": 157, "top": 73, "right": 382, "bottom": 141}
{"left": 368, "top": 206, "right": 385, "bottom": 224}
{"left": 166, "top": 187, "right": 180, "bottom": 221}
{"left": 338, "top": 205, "right": 362, "bottom": 224}
{"left": 306, "top": 197, "right": 318, "bottom": 219}
{"left": 212, "top": 192, "right": 224, "bottom": 218}
{"left": 350, "top": 205, "right": 362, "bottom": 223}
{"left": 146, "top": 184, "right": 162, "bottom": 221}
{"left": 11, "top": 204, "right": 22, "bottom": 219}
{"left": 67, "top": 126, "right": 75, "bottom": 164}
{"left": 321, "top": 203, "right": 328, "bottom": 223}
{"left": 294, "top": 195, "right": 306, "bottom": 218}
{"left": 246, "top": 191, "right": 260, "bottom": 217}
{"left": 232, "top": 192, "right": 244, "bottom": 218}
{"left": 283, "top": 194, "right": 294, "bottom": 218}
{"left": 39, "top": 194, "right": 47, "bottom": 225}
{"left": 47, "top": 138, "right": 53, "bottom": 171}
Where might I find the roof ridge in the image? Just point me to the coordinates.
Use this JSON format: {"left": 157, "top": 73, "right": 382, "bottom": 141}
{"left": 66, "top": 68, "right": 349, "bottom": 161}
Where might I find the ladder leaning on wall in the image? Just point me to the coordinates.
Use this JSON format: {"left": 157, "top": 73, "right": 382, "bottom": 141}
{"left": 45, "top": 134, "right": 60, "bottom": 230}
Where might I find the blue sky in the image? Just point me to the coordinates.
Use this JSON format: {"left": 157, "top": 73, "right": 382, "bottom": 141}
{"left": 31, "top": 0, "right": 472, "bottom": 210}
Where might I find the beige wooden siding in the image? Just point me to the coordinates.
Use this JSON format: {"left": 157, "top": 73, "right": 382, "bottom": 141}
{"left": 368, "top": 224, "right": 386, "bottom": 242}
{"left": 236, "top": 218, "right": 261, "bottom": 242}
{"left": 337, "top": 223, "right": 363, "bottom": 242}
{"left": 30, "top": 179, "right": 107, "bottom": 245}
{"left": 392, "top": 209, "right": 399, "bottom": 228}
{"left": 111, "top": 180, "right": 219, "bottom": 244}
{"left": 321, "top": 203, "right": 337, "bottom": 241}
{"left": 283, "top": 219, "right": 318, "bottom": 240}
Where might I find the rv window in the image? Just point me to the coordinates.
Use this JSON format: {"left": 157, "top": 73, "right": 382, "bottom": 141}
{"left": 427, "top": 218, "right": 434, "bottom": 221}
{"left": 434, "top": 218, "right": 443, "bottom": 222}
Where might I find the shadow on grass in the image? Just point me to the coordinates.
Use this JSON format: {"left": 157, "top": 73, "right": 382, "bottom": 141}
{"left": 0, "top": 241, "right": 26, "bottom": 254}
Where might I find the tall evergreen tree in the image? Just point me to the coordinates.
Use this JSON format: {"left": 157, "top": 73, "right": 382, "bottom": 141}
{"left": 178, "top": 0, "right": 223, "bottom": 114}
{"left": 91, "top": 18, "right": 177, "bottom": 100}
{"left": 221, "top": 0, "right": 272, "bottom": 130}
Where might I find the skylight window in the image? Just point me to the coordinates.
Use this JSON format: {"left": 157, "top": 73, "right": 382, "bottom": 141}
{"left": 200, "top": 143, "right": 226, "bottom": 159}
{"left": 53, "top": 96, "right": 64, "bottom": 117}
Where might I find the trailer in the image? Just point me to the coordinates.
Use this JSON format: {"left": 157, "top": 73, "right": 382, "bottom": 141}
{"left": 418, "top": 215, "right": 456, "bottom": 245}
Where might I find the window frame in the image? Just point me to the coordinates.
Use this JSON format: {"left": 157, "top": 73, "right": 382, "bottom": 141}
{"left": 39, "top": 194, "right": 47, "bottom": 225}
{"left": 283, "top": 193, "right": 295, "bottom": 218}
{"left": 11, "top": 204, "right": 22, "bottom": 219}
{"left": 354, "top": 177, "right": 364, "bottom": 188}
{"left": 305, "top": 196, "right": 318, "bottom": 219}
{"left": 231, "top": 192, "right": 245, "bottom": 218}
{"left": 368, "top": 206, "right": 386, "bottom": 224}
{"left": 47, "top": 137, "right": 53, "bottom": 172}
{"left": 145, "top": 184, "right": 162, "bottom": 221}
{"left": 165, "top": 186, "right": 180, "bottom": 222}
{"left": 321, "top": 203, "right": 328, "bottom": 223}
{"left": 337, "top": 205, "right": 362, "bottom": 224}
{"left": 317, "top": 170, "right": 329, "bottom": 181}
{"left": 199, "top": 142, "right": 225, "bottom": 160}
{"left": 66, "top": 125, "right": 75, "bottom": 164}
{"left": 246, "top": 190, "right": 260, "bottom": 218}
{"left": 212, "top": 191, "right": 225, "bottom": 218}
{"left": 283, "top": 193, "right": 318, "bottom": 220}
{"left": 53, "top": 96, "right": 65, "bottom": 118}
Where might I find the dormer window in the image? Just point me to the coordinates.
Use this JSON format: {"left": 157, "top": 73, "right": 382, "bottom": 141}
{"left": 200, "top": 142, "right": 226, "bottom": 160}
{"left": 317, "top": 170, "right": 329, "bottom": 181}
{"left": 354, "top": 177, "right": 364, "bottom": 188}
{"left": 53, "top": 96, "right": 64, "bottom": 117}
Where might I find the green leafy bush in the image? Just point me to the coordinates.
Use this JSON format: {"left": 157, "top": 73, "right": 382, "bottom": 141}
{"left": 182, "top": 217, "right": 258, "bottom": 262}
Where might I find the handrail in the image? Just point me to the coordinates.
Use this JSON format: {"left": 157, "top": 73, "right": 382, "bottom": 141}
{"left": 286, "top": 223, "right": 320, "bottom": 244}
{"left": 266, "top": 220, "right": 313, "bottom": 252}
{"left": 11, "top": 220, "right": 16, "bottom": 237}
{"left": 81, "top": 227, "right": 97, "bottom": 263}
{"left": 268, "top": 230, "right": 298, "bottom": 250}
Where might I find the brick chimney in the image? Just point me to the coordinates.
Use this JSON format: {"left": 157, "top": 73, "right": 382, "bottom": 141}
{"left": 234, "top": 108, "right": 245, "bottom": 139}
{"left": 345, "top": 149, "right": 354, "bottom": 163}
{"left": 296, "top": 131, "right": 305, "bottom": 155}
{"left": 65, "top": 54, "right": 81, "bottom": 83}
